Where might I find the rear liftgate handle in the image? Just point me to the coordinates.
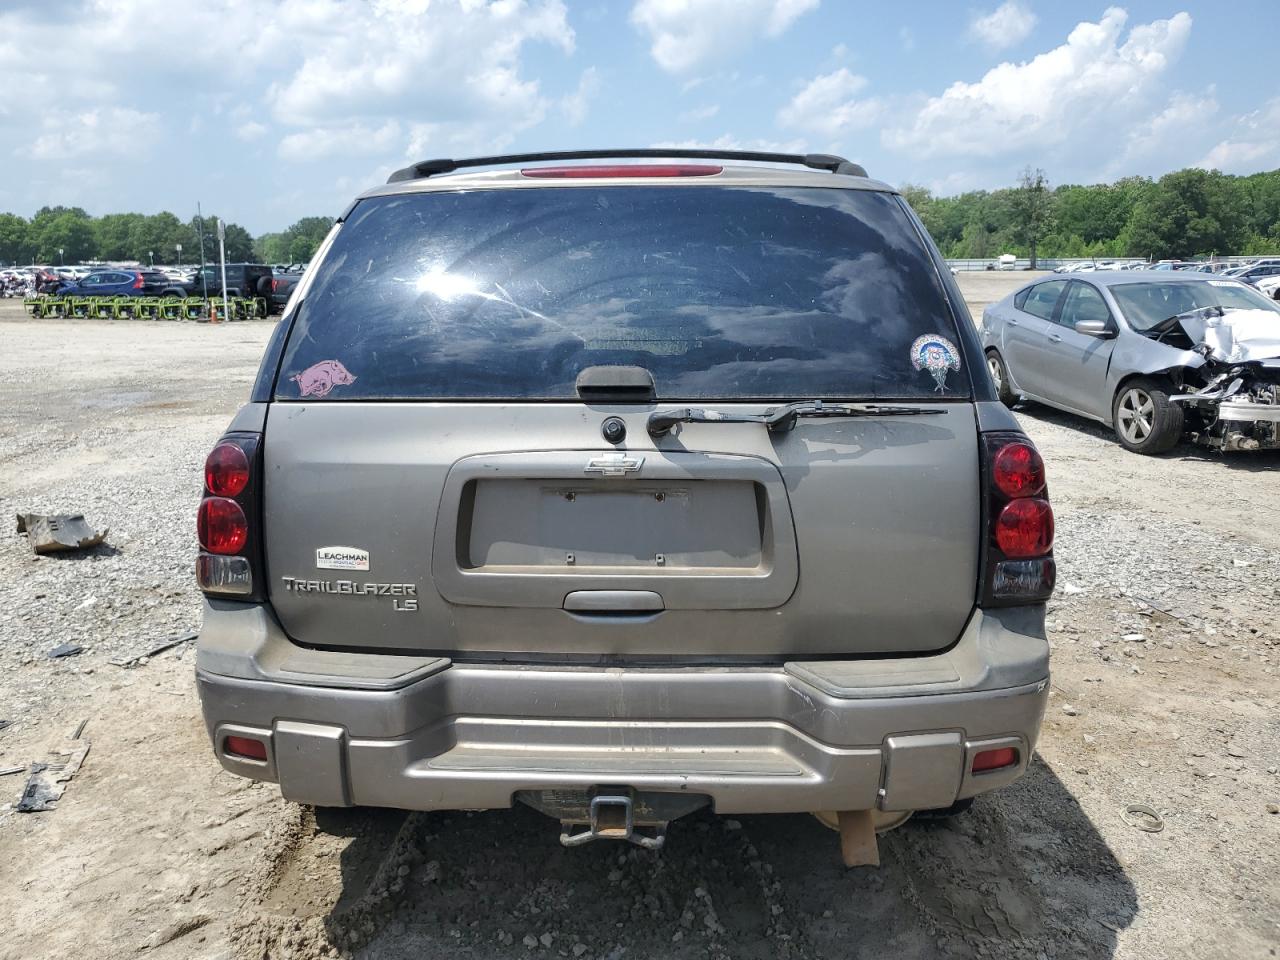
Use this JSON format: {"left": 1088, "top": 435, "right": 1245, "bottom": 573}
{"left": 563, "top": 590, "right": 665, "bottom": 613}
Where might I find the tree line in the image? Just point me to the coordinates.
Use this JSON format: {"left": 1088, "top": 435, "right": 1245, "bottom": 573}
{"left": 5, "top": 165, "right": 1280, "bottom": 269}
{"left": 0, "top": 207, "right": 334, "bottom": 267}
{"left": 905, "top": 166, "right": 1280, "bottom": 262}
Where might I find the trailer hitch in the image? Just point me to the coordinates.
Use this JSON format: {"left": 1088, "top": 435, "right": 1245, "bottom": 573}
{"left": 558, "top": 792, "right": 667, "bottom": 850}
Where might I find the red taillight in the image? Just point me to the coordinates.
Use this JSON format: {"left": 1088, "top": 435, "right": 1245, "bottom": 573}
{"left": 271, "top": 278, "right": 279, "bottom": 292}
{"left": 992, "top": 442, "right": 1045, "bottom": 498}
{"left": 198, "top": 497, "right": 248, "bottom": 554}
{"left": 132, "top": 272, "right": 143, "bottom": 289}
{"left": 995, "top": 498, "right": 1054, "bottom": 558}
{"left": 197, "top": 433, "right": 260, "bottom": 599}
{"left": 981, "top": 432, "right": 1055, "bottom": 605}
{"left": 972, "top": 747, "right": 1018, "bottom": 773}
{"left": 224, "top": 735, "right": 267, "bottom": 761}
{"left": 205, "top": 442, "right": 250, "bottom": 496}
{"left": 520, "top": 164, "right": 722, "bottom": 179}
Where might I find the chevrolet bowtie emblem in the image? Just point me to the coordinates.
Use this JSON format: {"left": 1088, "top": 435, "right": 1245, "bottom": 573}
{"left": 584, "top": 453, "right": 645, "bottom": 477}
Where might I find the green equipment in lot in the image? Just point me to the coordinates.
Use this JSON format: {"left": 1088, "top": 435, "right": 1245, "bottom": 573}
{"left": 17, "top": 295, "right": 268, "bottom": 321}
{"left": 159, "top": 297, "right": 185, "bottom": 320}
{"left": 134, "top": 297, "right": 162, "bottom": 320}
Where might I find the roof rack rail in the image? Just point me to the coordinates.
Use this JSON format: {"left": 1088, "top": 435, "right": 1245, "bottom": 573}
{"left": 386, "top": 149, "right": 867, "bottom": 184}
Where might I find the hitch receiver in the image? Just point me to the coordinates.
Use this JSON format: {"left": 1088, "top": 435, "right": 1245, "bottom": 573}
{"left": 559, "top": 792, "right": 667, "bottom": 850}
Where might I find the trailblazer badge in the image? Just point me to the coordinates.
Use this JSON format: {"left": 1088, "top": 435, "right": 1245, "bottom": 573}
{"left": 910, "top": 334, "right": 962, "bottom": 392}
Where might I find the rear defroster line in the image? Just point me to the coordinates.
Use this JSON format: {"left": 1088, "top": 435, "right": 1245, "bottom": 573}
{"left": 646, "top": 399, "right": 946, "bottom": 437}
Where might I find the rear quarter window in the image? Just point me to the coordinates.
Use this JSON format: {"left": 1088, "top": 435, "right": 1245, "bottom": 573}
{"left": 1021, "top": 280, "right": 1067, "bottom": 321}
{"left": 277, "top": 185, "right": 968, "bottom": 401}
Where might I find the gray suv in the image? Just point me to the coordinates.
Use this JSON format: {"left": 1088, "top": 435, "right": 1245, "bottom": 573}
{"left": 194, "top": 150, "right": 1054, "bottom": 864}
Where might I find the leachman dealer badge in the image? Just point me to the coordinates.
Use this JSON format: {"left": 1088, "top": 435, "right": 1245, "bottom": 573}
{"left": 910, "top": 334, "right": 961, "bottom": 392}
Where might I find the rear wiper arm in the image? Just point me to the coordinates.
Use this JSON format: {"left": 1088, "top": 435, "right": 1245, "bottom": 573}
{"left": 647, "top": 400, "right": 945, "bottom": 437}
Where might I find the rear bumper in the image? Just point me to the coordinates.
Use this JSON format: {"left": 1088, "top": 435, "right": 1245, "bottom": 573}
{"left": 195, "top": 603, "right": 1049, "bottom": 815}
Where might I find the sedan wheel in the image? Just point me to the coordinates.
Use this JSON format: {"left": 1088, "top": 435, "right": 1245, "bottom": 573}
{"left": 1116, "top": 387, "right": 1154, "bottom": 444}
{"left": 1112, "top": 378, "right": 1183, "bottom": 454}
{"left": 985, "top": 350, "right": 1017, "bottom": 407}
{"left": 987, "top": 354, "right": 1003, "bottom": 390}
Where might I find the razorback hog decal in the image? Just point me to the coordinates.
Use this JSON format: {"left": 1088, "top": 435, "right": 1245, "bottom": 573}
{"left": 292, "top": 360, "right": 357, "bottom": 398}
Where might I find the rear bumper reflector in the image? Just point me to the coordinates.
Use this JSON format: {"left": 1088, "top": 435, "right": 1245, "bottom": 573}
{"left": 223, "top": 734, "right": 268, "bottom": 761}
{"left": 971, "top": 746, "right": 1018, "bottom": 773}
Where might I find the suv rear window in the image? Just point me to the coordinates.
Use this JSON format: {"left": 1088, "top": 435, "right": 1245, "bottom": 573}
{"left": 277, "top": 185, "right": 967, "bottom": 401}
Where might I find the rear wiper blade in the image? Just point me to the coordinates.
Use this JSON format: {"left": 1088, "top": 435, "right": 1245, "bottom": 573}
{"left": 647, "top": 400, "right": 945, "bottom": 437}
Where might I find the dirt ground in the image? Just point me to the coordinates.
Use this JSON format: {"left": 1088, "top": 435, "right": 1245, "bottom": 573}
{"left": 0, "top": 279, "right": 1276, "bottom": 960}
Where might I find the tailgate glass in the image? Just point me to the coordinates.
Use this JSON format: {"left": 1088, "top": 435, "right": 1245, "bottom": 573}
{"left": 276, "top": 186, "right": 965, "bottom": 402}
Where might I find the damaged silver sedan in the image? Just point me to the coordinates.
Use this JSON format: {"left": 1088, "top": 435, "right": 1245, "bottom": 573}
{"left": 982, "top": 271, "right": 1280, "bottom": 454}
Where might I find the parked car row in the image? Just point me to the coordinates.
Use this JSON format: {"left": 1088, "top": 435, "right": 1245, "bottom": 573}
{"left": 982, "top": 271, "right": 1280, "bottom": 454}
{"left": 1052, "top": 257, "right": 1279, "bottom": 277}
{"left": 1220, "top": 260, "right": 1280, "bottom": 286}
{"left": 1255, "top": 274, "right": 1280, "bottom": 299}
{"left": 5, "top": 259, "right": 309, "bottom": 312}
{"left": 2, "top": 262, "right": 283, "bottom": 310}
{"left": 1052, "top": 260, "right": 1148, "bottom": 273}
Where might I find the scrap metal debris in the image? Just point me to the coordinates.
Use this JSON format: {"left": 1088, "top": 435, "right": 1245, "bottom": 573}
{"left": 0, "top": 766, "right": 24, "bottom": 777}
{"left": 15, "top": 512, "right": 109, "bottom": 555}
{"left": 47, "top": 642, "right": 84, "bottom": 659}
{"left": 108, "top": 630, "right": 197, "bottom": 668}
{"left": 0, "top": 719, "right": 11, "bottom": 732}
{"left": 14, "top": 722, "right": 90, "bottom": 813}
{"left": 1121, "top": 803, "right": 1165, "bottom": 833}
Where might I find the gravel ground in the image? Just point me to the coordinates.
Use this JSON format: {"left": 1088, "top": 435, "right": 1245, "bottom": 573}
{"left": 0, "top": 285, "right": 1276, "bottom": 960}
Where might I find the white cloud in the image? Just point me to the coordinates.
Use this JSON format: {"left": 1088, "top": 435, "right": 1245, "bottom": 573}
{"left": 1113, "top": 89, "right": 1217, "bottom": 172}
{"left": 265, "top": 0, "right": 574, "bottom": 161}
{"left": 269, "top": 1, "right": 574, "bottom": 124}
{"left": 630, "top": 0, "right": 819, "bottom": 73}
{"left": 561, "top": 67, "right": 601, "bottom": 127}
{"left": 0, "top": 0, "right": 577, "bottom": 180}
{"left": 235, "top": 121, "right": 269, "bottom": 142}
{"left": 404, "top": 119, "right": 531, "bottom": 161}
{"left": 0, "top": 0, "right": 285, "bottom": 107}
{"left": 1197, "top": 98, "right": 1280, "bottom": 174}
{"left": 652, "top": 133, "right": 807, "bottom": 153}
{"left": 886, "top": 9, "right": 1193, "bottom": 159}
{"left": 278, "top": 121, "right": 402, "bottom": 162}
{"left": 1200, "top": 139, "right": 1276, "bottom": 172}
{"left": 898, "top": 27, "right": 915, "bottom": 52}
{"left": 678, "top": 104, "right": 720, "bottom": 123}
{"left": 778, "top": 68, "right": 884, "bottom": 139}
{"left": 26, "top": 107, "right": 161, "bottom": 160}
{"left": 968, "top": 1, "right": 1036, "bottom": 50}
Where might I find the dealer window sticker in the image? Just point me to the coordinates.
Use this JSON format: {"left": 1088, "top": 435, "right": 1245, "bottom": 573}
{"left": 316, "top": 546, "right": 370, "bottom": 571}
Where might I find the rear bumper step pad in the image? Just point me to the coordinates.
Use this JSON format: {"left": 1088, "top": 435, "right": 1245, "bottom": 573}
{"left": 199, "top": 664, "right": 1044, "bottom": 815}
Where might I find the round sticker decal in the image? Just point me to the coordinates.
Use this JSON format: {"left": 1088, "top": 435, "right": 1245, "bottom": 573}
{"left": 910, "top": 335, "right": 962, "bottom": 392}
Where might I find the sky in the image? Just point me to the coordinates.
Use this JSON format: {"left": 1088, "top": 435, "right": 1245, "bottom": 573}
{"left": 2, "top": 0, "right": 1278, "bottom": 235}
